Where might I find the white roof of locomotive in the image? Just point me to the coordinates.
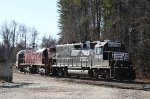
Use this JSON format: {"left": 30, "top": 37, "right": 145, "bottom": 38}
{"left": 95, "top": 40, "right": 121, "bottom": 48}
{"left": 16, "top": 50, "right": 26, "bottom": 59}
{"left": 56, "top": 42, "right": 82, "bottom": 47}
{"left": 95, "top": 41, "right": 108, "bottom": 47}
{"left": 56, "top": 40, "right": 120, "bottom": 48}
{"left": 36, "top": 48, "right": 47, "bottom": 53}
{"left": 17, "top": 50, "right": 26, "bottom": 55}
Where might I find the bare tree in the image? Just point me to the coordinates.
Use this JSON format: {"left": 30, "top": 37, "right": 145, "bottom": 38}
{"left": 0, "top": 20, "right": 40, "bottom": 62}
{"left": 41, "top": 35, "right": 56, "bottom": 48}
{"left": 11, "top": 20, "right": 17, "bottom": 51}
{"left": 29, "top": 27, "right": 39, "bottom": 48}
{"left": 0, "top": 22, "right": 12, "bottom": 57}
{"left": 18, "top": 24, "right": 28, "bottom": 48}
{"left": 0, "top": 20, "right": 19, "bottom": 60}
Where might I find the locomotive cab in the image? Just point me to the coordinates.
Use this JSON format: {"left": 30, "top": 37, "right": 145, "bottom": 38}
{"left": 94, "top": 41, "right": 128, "bottom": 61}
{"left": 93, "top": 40, "right": 136, "bottom": 80}
{"left": 16, "top": 50, "right": 26, "bottom": 69}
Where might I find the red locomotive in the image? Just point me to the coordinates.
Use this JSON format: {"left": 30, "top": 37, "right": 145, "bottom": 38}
{"left": 16, "top": 48, "right": 55, "bottom": 75}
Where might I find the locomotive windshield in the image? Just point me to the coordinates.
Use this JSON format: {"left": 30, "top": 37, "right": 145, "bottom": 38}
{"left": 103, "top": 42, "right": 126, "bottom": 52}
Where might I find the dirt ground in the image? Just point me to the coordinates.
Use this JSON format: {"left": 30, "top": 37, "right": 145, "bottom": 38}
{"left": 0, "top": 69, "right": 150, "bottom": 99}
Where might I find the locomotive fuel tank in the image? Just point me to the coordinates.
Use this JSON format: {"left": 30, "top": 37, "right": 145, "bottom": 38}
{"left": 68, "top": 70, "right": 89, "bottom": 77}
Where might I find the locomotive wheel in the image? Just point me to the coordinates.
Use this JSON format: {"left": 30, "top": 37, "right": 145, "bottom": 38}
{"left": 19, "top": 67, "right": 24, "bottom": 73}
{"left": 52, "top": 68, "right": 57, "bottom": 76}
{"left": 104, "top": 70, "right": 110, "bottom": 80}
{"left": 93, "top": 69, "right": 99, "bottom": 79}
{"left": 58, "top": 68, "right": 64, "bottom": 77}
{"left": 30, "top": 66, "right": 38, "bottom": 74}
{"left": 53, "top": 68, "right": 63, "bottom": 77}
{"left": 58, "top": 71, "right": 63, "bottom": 77}
{"left": 88, "top": 69, "right": 94, "bottom": 77}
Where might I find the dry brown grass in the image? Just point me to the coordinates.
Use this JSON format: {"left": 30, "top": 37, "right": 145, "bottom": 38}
{"left": 0, "top": 80, "right": 5, "bottom": 83}
{"left": 136, "top": 78, "right": 150, "bottom": 84}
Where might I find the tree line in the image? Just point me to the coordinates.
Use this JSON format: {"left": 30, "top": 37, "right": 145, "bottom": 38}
{"left": 57, "top": 0, "right": 150, "bottom": 78}
{"left": 0, "top": 20, "right": 56, "bottom": 62}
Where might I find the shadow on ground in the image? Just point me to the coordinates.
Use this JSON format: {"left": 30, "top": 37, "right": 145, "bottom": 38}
{"left": 0, "top": 82, "right": 33, "bottom": 88}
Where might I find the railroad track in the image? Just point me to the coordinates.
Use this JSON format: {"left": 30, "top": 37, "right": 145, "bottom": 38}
{"left": 14, "top": 66, "right": 150, "bottom": 91}
{"left": 21, "top": 73, "right": 150, "bottom": 91}
{"left": 51, "top": 76, "right": 150, "bottom": 91}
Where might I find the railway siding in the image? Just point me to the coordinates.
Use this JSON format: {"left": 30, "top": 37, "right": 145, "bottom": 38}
{"left": 0, "top": 71, "right": 150, "bottom": 99}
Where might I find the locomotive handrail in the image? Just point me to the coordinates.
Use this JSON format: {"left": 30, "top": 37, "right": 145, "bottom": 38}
{"left": 91, "top": 58, "right": 93, "bottom": 67}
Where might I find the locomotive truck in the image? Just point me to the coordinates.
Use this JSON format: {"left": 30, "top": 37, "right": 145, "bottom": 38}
{"left": 16, "top": 40, "right": 136, "bottom": 80}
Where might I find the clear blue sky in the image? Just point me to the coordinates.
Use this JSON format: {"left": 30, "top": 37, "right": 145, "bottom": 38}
{"left": 0, "top": 0, "right": 59, "bottom": 40}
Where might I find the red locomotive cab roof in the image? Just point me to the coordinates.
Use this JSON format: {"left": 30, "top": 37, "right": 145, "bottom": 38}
{"left": 36, "top": 48, "right": 47, "bottom": 53}
{"left": 16, "top": 50, "right": 26, "bottom": 58}
{"left": 17, "top": 50, "right": 26, "bottom": 55}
